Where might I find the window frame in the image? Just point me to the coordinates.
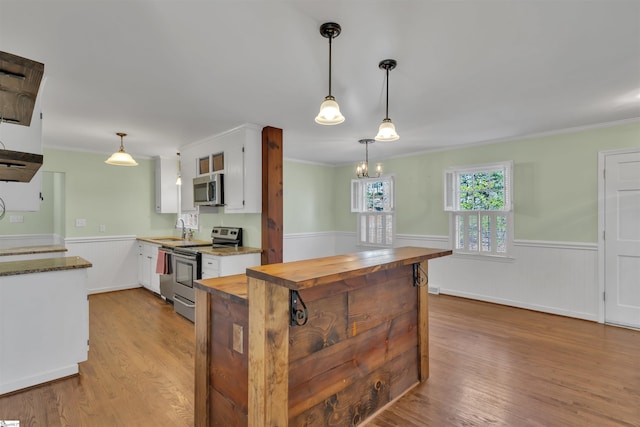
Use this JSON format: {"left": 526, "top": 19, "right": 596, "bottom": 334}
{"left": 444, "top": 161, "right": 513, "bottom": 258}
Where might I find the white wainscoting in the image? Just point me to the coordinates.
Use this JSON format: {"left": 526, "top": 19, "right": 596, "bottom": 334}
{"left": 285, "top": 231, "right": 600, "bottom": 322}
{"left": 65, "top": 235, "right": 140, "bottom": 294}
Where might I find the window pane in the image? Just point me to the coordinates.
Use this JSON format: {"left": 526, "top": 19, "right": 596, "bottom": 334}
{"left": 481, "top": 214, "right": 491, "bottom": 252}
{"left": 455, "top": 214, "right": 464, "bottom": 249}
{"left": 385, "top": 214, "right": 393, "bottom": 244}
{"left": 365, "top": 180, "right": 391, "bottom": 211}
{"left": 467, "top": 214, "right": 478, "bottom": 251}
{"left": 458, "top": 170, "right": 505, "bottom": 211}
{"left": 496, "top": 215, "right": 507, "bottom": 253}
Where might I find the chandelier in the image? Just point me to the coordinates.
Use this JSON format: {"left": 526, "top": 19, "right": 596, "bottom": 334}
{"left": 355, "top": 139, "right": 382, "bottom": 178}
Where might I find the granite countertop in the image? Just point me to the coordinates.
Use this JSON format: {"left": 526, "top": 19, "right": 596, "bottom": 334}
{"left": 198, "top": 246, "right": 262, "bottom": 257}
{"left": 138, "top": 236, "right": 261, "bottom": 256}
{"left": 0, "top": 256, "right": 93, "bottom": 277}
{"left": 0, "top": 245, "right": 68, "bottom": 257}
{"left": 137, "top": 236, "right": 211, "bottom": 248}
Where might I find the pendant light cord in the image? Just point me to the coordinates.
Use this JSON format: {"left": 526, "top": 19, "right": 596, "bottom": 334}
{"left": 328, "top": 35, "right": 333, "bottom": 97}
{"left": 385, "top": 68, "right": 390, "bottom": 120}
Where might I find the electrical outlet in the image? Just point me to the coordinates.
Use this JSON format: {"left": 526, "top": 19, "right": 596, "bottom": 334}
{"left": 9, "top": 215, "right": 24, "bottom": 223}
{"left": 75, "top": 218, "right": 87, "bottom": 227}
{"left": 99, "top": 224, "right": 106, "bottom": 232}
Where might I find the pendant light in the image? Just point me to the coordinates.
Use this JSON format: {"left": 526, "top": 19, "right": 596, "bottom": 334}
{"left": 176, "top": 152, "right": 182, "bottom": 186}
{"left": 375, "top": 59, "right": 399, "bottom": 142}
{"left": 355, "top": 139, "right": 382, "bottom": 178}
{"left": 105, "top": 132, "right": 138, "bottom": 166}
{"left": 315, "top": 22, "right": 345, "bottom": 125}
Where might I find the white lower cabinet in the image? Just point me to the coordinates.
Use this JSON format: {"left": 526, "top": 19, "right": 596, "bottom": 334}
{"left": 138, "top": 242, "right": 160, "bottom": 294}
{"left": 201, "top": 253, "right": 260, "bottom": 279}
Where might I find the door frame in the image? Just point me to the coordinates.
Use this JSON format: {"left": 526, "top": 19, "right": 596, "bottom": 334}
{"left": 597, "top": 147, "right": 640, "bottom": 324}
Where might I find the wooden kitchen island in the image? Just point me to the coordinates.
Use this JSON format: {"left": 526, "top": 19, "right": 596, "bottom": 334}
{"left": 193, "top": 247, "right": 451, "bottom": 427}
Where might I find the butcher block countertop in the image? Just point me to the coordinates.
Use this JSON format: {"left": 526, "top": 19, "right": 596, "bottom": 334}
{"left": 246, "top": 246, "right": 452, "bottom": 291}
{"left": 195, "top": 273, "right": 248, "bottom": 302}
{"left": 0, "top": 244, "right": 67, "bottom": 257}
{"left": 0, "top": 256, "right": 92, "bottom": 277}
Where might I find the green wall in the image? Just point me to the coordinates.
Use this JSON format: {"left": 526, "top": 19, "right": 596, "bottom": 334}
{"left": 332, "top": 121, "right": 640, "bottom": 243}
{"left": 283, "top": 161, "right": 337, "bottom": 234}
{"left": 1, "top": 122, "right": 638, "bottom": 245}
{"left": 40, "top": 148, "right": 176, "bottom": 237}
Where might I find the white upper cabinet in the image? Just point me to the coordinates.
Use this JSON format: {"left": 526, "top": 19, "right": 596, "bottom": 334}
{"left": 155, "top": 157, "right": 179, "bottom": 213}
{"left": 0, "top": 93, "right": 43, "bottom": 212}
{"left": 223, "top": 124, "right": 261, "bottom": 213}
{"left": 179, "top": 124, "right": 262, "bottom": 214}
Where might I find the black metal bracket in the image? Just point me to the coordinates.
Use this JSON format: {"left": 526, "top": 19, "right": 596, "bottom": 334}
{"left": 412, "top": 263, "right": 428, "bottom": 287}
{"left": 290, "top": 290, "right": 308, "bottom": 326}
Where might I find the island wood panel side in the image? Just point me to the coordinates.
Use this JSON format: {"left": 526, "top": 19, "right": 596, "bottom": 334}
{"left": 418, "top": 260, "right": 430, "bottom": 381}
{"left": 209, "top": 293, "right": 249, "bottom": 421}
{"left": 289, "top": 348, "right": 421, "bottom": 427}
{"left": 195, "top": 288, "right": 211, "bottom": 427}
{"left": 288, "top": 267, "right": 411, "bottom": 363}
{"left": 248, "top": 277, "right": 290, "bottom": 427}
{"left": 287, "top": 266, "right": 420, "bottom": 425}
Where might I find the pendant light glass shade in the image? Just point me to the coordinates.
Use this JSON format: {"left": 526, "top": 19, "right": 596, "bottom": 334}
{"left": 375, "top": 118, "right": 399, "bottom": 142}
{"left": 315, "top": 22, "right": 345, "bottom": 125}
{"left": 315, "top": 95, "right": 345, "bottom": 125}
{"left": 375, "top": 59, "right": 399, "bottom": 142}
{"left": 105, "top": 132, "right": 138, "bottom": 166}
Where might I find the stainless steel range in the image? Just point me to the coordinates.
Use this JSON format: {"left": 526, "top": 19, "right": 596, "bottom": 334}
{"left": 171, "top": 226, "right": 243, "bottom": 322}
{"left": 211, "top": 226, "right": 242, "bottom": 248}
{"left": 171, "top": 247, "right": 201, "bottom": 322}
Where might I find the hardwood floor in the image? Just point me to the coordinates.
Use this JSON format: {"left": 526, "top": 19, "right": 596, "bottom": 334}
{"left": 1, "top": 289, "right": 639, "bottom": 426}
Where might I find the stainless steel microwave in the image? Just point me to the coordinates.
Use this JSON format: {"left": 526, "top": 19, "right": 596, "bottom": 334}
{"left": 193, "top": 173, "right": 224, "bottom": 206}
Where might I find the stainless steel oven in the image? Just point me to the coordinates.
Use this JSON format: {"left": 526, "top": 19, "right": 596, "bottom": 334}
{"left": 172, "top": 247, "right": 201, "bottom": 322}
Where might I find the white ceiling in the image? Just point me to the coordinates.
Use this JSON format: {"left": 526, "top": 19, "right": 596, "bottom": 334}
{"left": 1, "top": 0, "right": 639, "bottom": 166}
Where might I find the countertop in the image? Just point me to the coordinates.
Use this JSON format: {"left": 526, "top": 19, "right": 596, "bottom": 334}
{"left": 0, "top": 244, "right": 68, "bottom": 257}
{"left": 195, "top": 273, "right": 248, "bottom": 303}
{"left": 137, "top": 236, "right": 212, "bottom": 248}
{"left": 194, "top": 247, "right": 452, "bottom": 299}
{"left": 0, "top": 256, "right": 93, "bottom": 277}
{"left": 246, "top": 246, "right": 452, "bottom": 291}
{"left": 137, "top": 236, "right": 261, "bottom": 256}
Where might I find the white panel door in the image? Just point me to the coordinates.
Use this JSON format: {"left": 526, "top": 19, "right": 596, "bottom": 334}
{"left": 604, "top": 151, "right": 640, "bottom": 328}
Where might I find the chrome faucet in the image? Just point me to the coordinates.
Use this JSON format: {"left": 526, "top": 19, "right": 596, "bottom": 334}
{"left": 178, "top": 218, "right": 186, "bottom": 239}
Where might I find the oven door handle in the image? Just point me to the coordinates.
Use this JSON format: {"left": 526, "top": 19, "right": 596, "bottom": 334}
{"left": 173, "top": 294, "right": 195, "bottom": 308}
{"left": 173, "top": 253, "right": 197, "bottom": 262}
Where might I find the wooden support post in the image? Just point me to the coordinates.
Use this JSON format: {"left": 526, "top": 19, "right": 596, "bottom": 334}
{"left": 261, "top": 126, "right": 283, "bottom": 265}
{"left": 194, "top": 288, "right": 211, "bottom": 427}
{"left": 417, "top": 260, "right": 430, "bottom": 381}
{"left": 248, "top": 277, "right": 290, "bottom": 427}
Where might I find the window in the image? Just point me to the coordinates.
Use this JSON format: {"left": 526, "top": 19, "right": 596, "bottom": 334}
{"left": 444, "top": 161, "right": 513, "bottom": 257}
{"left": 352, "top": 175, "right": 395, "bottom": 247}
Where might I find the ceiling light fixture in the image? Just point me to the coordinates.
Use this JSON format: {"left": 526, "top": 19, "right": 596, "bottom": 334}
{"left": 176, "top": 152, "right": 182, "bottom": 186}
{"left": 315, "top": 22, "right": 345, "bottom": 125}
{"left": 356, "top": 138, "right": 382, "bottom": 178}
{"left": 105, "top": 132, "right": 138, "bottom": 166}
{"left": 375, "top": 59, "right": 399, "bottom": 142}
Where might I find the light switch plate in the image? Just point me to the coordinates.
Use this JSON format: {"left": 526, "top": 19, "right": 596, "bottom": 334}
{"left": 232, "top": 323, "right": 243, "bottom": 354}
{"left": 75, "top": 218, "right": 87, "bottom": 227}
